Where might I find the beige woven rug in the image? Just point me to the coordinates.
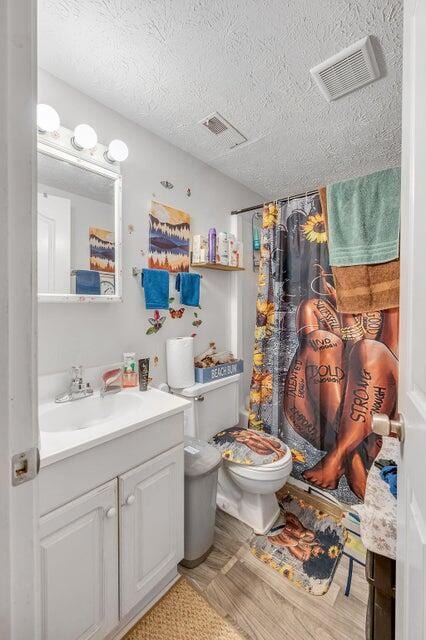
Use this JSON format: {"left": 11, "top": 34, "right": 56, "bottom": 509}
{"left": 123, "top": 577, "right": 243, "bottom": 640}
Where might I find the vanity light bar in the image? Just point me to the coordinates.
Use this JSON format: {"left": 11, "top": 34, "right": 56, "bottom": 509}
{"left": 36, "top": 103, "right": 129, "bottom": 162}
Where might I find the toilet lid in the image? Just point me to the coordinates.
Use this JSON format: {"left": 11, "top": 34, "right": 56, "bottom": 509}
{"left": 210, "top": 427, "right": 287, "bottom": 466}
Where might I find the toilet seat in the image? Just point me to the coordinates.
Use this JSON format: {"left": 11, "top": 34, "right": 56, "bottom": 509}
{"left": 211, "top": 427, "right": 288, "bottom": 466}
{"left": 225, "top": 447, "right": 292, "bottom": 482}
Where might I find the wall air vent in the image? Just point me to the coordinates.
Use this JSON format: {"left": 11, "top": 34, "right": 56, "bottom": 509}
{"left": 200, "top": 112, "right": 247, "bottom": 149}
{"left": 310, "top": 36, "right": 381, "bottom": 102}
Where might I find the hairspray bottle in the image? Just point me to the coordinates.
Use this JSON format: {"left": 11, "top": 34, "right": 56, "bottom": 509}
{"left": 208, "top": 228, "right": 216, "bottom": 263}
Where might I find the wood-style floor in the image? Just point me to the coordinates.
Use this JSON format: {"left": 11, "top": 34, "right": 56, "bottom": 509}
{"left": 179, "top": 509, "right": 368, "bottom": 640}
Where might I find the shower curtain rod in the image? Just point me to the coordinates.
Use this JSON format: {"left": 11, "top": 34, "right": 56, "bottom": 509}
{"left": 230, "top": 188, "right": 319, "bottom": 215}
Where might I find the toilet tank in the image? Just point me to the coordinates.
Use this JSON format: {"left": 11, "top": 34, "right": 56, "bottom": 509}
{"left": 176, "top": 375, "right": 240, "bottom": 441}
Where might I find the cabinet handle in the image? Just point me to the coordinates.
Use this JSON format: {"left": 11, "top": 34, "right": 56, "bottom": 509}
{"left": 125, "top": 494, "right": 136, "bottom": 506}
{"left": 105, "top": 507, "right": 116, "bottom": 519}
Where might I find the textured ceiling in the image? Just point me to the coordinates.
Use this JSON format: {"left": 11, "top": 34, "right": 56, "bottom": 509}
{"left": 38, "top": 0, "right": 403, "bottom": 199}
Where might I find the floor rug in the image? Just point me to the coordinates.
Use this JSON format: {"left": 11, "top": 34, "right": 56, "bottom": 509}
{"left": 249, "top": 487, "right": 347, "bottom": 596}
{"left": 123, "top": 577, "right": 244, "bottom": 640}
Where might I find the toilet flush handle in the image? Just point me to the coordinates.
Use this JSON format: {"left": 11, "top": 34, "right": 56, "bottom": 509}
{"left": 194, "top": 395, "right": 205, "bottom": 402}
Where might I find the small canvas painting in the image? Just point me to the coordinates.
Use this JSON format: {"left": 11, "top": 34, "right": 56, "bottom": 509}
{"left": 90, "top": 227, "right": 115, "bottom": 273}
{"left": 148, "top": 201, "right": 190, "bottom": 272}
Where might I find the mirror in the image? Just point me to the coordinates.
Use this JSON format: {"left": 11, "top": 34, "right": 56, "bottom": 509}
{"left": 37, "top": 145, "right": 122, "bottom": 302}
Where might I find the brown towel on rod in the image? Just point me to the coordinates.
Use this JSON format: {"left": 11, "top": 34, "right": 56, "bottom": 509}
{"left": 319, "top": 187, "right": 400, "bottom": 313}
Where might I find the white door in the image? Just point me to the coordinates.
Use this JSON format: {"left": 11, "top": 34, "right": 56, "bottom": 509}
{"left": 397, "top": 1, "right": 426, "bottom": 638}
{"left": 40, "top": 481, "right": 119, "bottom": 640}
{"left": 0, "top": 2, "right": 39, "bottom": 639}
{"left": 119, "top": 446, "right": 184, "bottom": 618}
{"left": 37, "top": 192, "right": 71, "bottom": 294}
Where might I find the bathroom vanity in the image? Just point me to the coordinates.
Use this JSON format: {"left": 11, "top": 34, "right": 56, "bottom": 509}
{"left": 38, "top": 388, "right": 190, "bottom": 640}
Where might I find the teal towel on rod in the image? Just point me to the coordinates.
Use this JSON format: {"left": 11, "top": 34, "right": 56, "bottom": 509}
{"left": 175, "top": 272, "right": 201, "bottom": 306}
{"left": 142, "top": 268, "right": 169, "bottom": 309}
{"left": 326, "top": 167, "right": 401, "bottom": 266}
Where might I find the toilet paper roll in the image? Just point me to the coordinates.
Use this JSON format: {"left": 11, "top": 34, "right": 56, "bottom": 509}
{"left": 166, "top": 337, "right": 195, "bottom": 389}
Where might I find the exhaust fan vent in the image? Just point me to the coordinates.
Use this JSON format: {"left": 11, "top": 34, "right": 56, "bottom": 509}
{"left": 200, "top": 112, "right": 247, "bottom": 149}
{"left": 310, "top": 36, "right": 381, "bottom": 101}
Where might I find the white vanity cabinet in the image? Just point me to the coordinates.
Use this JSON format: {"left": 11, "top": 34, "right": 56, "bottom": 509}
{"left": 39, "top": 395, "right": 188, "bottom": 640}
{"left": 119, "top": 446, "right": 184, "bottom": 617}
{"left": 40, "top": 480, "right": 119, "bottom": 640}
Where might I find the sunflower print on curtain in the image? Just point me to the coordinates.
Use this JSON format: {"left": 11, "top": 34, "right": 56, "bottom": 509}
{"left": 248, "top": 194, "right": 398, "bottom": 505}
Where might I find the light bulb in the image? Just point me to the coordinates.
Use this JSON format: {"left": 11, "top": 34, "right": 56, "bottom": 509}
{"left": 72, "top": 124, "right": 98, "bottom": 150}
{"left": 37, "top": 104, "right": 60, "bottom": 133}
{"left": 106, "top": 139, "right": 129, "bottom": 163}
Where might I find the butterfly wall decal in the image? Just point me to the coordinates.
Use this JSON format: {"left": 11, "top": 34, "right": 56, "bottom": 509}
{"left": 146, "top": 309, "right": 166, "bottom": 335}
{"left": 169, "top": 307, "right": 185, "bottom": 319}
{"left": 192, "top": 311, "right": 202, "bottom": 327}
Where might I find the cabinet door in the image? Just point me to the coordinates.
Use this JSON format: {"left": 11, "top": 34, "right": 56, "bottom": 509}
{"left": 40, "top": 480, "right": 119, "bottom": 640}
{"left": 119, "top": 445, "right": 184, "bottom": 617}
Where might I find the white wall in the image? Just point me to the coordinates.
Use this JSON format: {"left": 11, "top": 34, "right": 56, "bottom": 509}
{"left": 38, "top": 70, "right": 263, "bottom": 396}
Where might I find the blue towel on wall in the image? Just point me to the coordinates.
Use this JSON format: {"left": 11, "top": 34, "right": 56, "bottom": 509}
{"left": 175, "top": 272, "right": 201, "bottom": 307}
{"left": 142, "top": 268, "right": 169, "bottom": 309}
{"left": 380, "top": 465, "right": 397, "bottom": 498}
{"left": 76, "top": 270, "right": 101, "bottom": 295}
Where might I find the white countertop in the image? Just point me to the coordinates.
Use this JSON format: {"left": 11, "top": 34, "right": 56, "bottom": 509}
{"left": 39, "top": 388, "right": 190, "bottom": 468}
{"left": 354, "top": 436, "right": 399, "bottom": 560}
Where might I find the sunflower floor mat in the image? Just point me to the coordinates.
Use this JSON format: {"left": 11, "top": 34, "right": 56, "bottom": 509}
{"left": 249, "top": 490, "right": 347, "bottom": 596}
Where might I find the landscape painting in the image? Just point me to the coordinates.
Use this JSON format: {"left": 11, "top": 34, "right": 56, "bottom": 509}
{"left": 148, "top": 200, "right": 190, "bottom": 272}
{"left": 89, "top": 227, "right": 115, "bottom": 273}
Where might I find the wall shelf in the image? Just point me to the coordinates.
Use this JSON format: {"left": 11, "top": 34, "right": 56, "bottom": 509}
{"left": 190, "top": 263, "right": 245, "bottom": 272}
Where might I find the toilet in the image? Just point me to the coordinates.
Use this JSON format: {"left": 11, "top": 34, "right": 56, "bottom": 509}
{"left": 172, "top": 375, "right": 292, "bottom": 534}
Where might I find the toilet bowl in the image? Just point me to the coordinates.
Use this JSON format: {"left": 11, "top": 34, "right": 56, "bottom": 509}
{"left": 217, "top": 447, "right": 293, "bottom": 534}
{"left": 171, "top": 375, "right": 292, "bottom": 534}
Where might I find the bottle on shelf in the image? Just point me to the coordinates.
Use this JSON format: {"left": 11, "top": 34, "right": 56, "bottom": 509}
{"left": 208, "top": 228, "right": 216, "bottom": 263}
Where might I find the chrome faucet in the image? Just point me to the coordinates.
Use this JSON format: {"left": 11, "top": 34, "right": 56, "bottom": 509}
{"left": 55, "top": 366, "right": 94, "bottom": 403}
{"left": 101, "top": 368, "right": 122, "bottom": 397}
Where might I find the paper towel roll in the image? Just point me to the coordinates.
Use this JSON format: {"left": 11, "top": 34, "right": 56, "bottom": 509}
{"left": 166, "top": 337, "right": 195, "bottom": 389}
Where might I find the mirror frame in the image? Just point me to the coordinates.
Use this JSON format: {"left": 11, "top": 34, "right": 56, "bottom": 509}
{"left": 37, "top": 135, "right": 123, "bottom": 303}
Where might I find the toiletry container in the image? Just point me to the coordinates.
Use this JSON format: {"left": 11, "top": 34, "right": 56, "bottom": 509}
{"left": 216, "top": 232, "right": 229, "bottom": 265}
{"left": 138, "top": 358, "right": 149, "bottom": 391}
{"left": 228, "top": 234, "right": 237, "bottom": 267}
{"left": 208, "top": 228, "right": 216, "bottom": 263}
{"left": 123, "top": 352, "right": 138, "bottom": 387}
{"left": 192, "top": 234, "right": 207, "bottom": 264}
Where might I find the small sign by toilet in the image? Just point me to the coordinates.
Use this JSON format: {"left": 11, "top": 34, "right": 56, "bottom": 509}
{"left": 194, "top": 359, "right": 244, "bottom": 383}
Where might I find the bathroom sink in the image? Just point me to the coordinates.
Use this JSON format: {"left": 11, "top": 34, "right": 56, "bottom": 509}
{"left": 40, "top": 391, "right": 146, "bottom": 432}
{"left": 38, "top": 387, "right": 191, "bottom": 468}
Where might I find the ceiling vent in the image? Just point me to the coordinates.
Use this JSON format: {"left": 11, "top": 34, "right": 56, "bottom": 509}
{"left": 310, "top": 36, "right": 381, "bottom": 101}
{"left": 200, "top": 112, "right": 247, "bottom": 149}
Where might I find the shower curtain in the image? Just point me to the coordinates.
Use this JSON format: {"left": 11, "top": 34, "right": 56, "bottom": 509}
{"left": 248, "top": 194, "right": 399, "bottom": 505}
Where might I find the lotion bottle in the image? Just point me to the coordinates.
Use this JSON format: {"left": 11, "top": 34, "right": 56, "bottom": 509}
{"left": 123, "top": 352, "right": 138, "bottom": 387}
